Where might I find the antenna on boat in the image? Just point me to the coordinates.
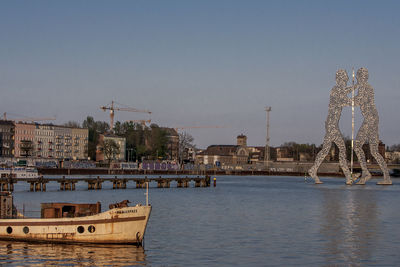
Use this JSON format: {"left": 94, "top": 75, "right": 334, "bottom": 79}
{"left": 145, "top": 181, "right": 149, "bottom": 206}
{"left": 350, "top": 67, "right": 355, "bottom": 175}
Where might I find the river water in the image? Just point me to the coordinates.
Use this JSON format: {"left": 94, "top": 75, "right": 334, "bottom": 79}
{"left": 1, "top": 176, "right": 400, "bottom": 266}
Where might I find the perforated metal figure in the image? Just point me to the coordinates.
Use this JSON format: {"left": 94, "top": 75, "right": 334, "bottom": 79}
{"left": 353, "top": 68, "right": 392, "bottom": 185}
{"left": 309, "top": 69, "right": 353, "bottom": 184}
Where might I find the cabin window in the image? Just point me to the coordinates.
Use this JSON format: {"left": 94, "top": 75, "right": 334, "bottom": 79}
{"left": 88, "top": 225, "right": 95, "bottom": 233}
{"left": 6, "top": 227, "right": 12, "bottom": 234}
{"left": 77, "top": 226, "right": 84, "bottom": 233}
{"left": 23, "top": 226, "right": 29, "bottom": 234}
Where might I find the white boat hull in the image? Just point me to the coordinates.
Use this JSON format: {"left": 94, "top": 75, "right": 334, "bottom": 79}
{"left": 0, "top": 205, "right": 151, "bottom": 244}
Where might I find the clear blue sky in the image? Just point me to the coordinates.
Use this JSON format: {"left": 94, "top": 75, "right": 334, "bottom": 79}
{"left": 1, "top": 0, "right": 399, "bottom": 148}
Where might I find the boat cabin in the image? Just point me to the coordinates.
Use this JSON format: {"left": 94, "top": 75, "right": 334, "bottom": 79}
{"left": 41, "top": 202, "right": 101, "bottom": 218}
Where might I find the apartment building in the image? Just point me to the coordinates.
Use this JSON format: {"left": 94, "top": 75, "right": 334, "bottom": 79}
{"left": 14, "top": 123, "right": 35, "bottom": 157}
{"left": 0, "top": 121, "right": 14, "bottom": 157}
{"left": 0, "top": 120, "right": 88, "bottom": 161}
{"left": 72, "top": 128, "right": 88, "bottom": 160}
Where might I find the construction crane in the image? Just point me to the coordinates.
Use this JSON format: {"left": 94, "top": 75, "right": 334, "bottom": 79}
{"left": 2, "top": 112, "right": 56, "bottom": 123}
{"left": 100, "top": 101, "right": 151, "bottom": 131}
{"left": 174, "top": 125, "right": 228, "bottom": 132}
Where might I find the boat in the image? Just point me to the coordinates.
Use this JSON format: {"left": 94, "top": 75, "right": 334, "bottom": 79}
{"left": 0, "top": 167, "right": 39, "bottom": 179}
{"left": 0, "top": 192, "right": 151, "bottom": 245}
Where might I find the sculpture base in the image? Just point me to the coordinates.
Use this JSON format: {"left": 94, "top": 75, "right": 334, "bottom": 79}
{"left": 376, "top": 180, "right": 393, "bottom": 185}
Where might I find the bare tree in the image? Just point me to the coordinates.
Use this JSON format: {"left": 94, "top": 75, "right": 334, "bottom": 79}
{"left": 101, "top": 139, "right": 120, "bottom": 163}
{"left": 178, "top": 131, "right": 195, "bottom": 164}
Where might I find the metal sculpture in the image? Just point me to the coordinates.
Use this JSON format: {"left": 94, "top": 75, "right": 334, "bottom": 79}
{"left": 309, "top": 67, "right": 392, "bottom": 185}
{"left": 308, "top": 69, "right": 353, "bottom": 184}
{"left": 353, "top": 68, "right": 392, "bottom": 185}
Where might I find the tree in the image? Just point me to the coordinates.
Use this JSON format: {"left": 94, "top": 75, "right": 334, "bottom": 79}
{"left": 101, "top": 139, "right": 120, "bottom": 163}
{"left": 147, "top": 124, "right": 168, "bottom": 160}
{"left": 178, "top": 131, "right": 195, "bottom": 164}
{"left": 63, "top": 121, "right": 81, "bottom": 128}
{"left": 389, "top": 144, "right": 400, "bottom": 152}
{"left": 82, "top": 116, "right": 110, "bottom": 161}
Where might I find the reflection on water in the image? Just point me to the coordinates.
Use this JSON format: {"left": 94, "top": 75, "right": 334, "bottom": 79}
{"left": 320, "top": 188, "right": 378, "bottom": 266}
{"left": 0, "top": 241, "right": 146, "bottom": 266}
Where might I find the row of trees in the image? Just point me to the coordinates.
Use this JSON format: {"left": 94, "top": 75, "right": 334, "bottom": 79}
{"left": 81, "top": 116, "right": 171, "bottom": 162}
{"left": 280, "top": 138, "right": 358, "bottom": 162}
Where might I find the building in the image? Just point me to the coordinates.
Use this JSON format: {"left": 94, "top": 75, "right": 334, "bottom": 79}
{"left": 35, "top": 124, "right": 55, "bottom": 159}
{"left": 96, "top": 134, "right": 126, "bottom": 162}
{"left": 195, "top": 135, "right": 250, "bottom": 166}
{"left": 0, "top": 121, "right": 14, "bottom": 158}
{"left": 72, "top": 128, "right": 88, "bottom": 160}
{"left": 1, "top": 120, "right": 88, "bottom": 161}
{"left": 14, "top": 122, "right": 35, "bottom": 157}
{"left": 163, "top": 128, "right": 179, "bottom": 161}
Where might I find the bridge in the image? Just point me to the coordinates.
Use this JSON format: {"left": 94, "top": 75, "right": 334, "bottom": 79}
{"left": 0, "top": 175, "right": 211, "bottom": 192}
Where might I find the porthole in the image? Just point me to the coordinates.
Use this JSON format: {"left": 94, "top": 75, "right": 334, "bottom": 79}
{"left": 77, "top": 226, "right": 84, "bottom": 233}
{"left": 88, "top": 225, "right": 95, "bottom": 233}
{"left": 23, "top": 226, "right": 29, "bottom": 234}
{"left": 6, "top": 226, "right": 12, "bottom": 234}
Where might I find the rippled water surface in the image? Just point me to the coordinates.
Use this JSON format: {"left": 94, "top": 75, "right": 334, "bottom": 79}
{"left": 2, "top": 176, "right": 400, "bottom": 266}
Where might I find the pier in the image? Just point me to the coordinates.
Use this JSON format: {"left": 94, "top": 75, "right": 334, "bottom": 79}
{"left": 0, "top": 175, "right": 211, "bottom": 192}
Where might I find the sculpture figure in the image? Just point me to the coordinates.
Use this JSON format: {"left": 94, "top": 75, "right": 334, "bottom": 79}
{"left": 309, "top": 69, "right": 353, "bottom": 184}
{"left": 353, "top": 68, "right": 392, "bottom": 185}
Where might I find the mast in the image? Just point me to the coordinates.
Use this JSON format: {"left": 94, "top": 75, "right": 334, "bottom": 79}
{"left": 351, "top": 68, "right": 355, "bottom": 174}
{"left": 264, "top": 107, "right": 271, "bottom": 170}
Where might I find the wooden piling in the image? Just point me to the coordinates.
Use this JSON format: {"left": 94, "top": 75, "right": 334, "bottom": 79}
{"left": 177, "top": 179, "right": 183, "bottom": 188}
{"left": 35, "top": 183, "right": 41, "bottom": 191}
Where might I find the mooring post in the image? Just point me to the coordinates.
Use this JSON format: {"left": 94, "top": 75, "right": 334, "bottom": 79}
{"left": 30, "top": 182, "right": 34, "bottom": 192}
{"left": 42, "top": 182, "right": 46, "bottom": 192}
{"left": 177, "top": 179, "right": 183, "bottom": 188}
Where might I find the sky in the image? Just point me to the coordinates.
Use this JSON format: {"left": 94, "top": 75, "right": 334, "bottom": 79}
{"left": 1, "top": 0, "right": 399, "bottom": 148}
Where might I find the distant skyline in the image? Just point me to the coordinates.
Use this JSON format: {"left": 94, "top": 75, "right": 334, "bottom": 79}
{"left": 1, "top": 1, "right": 399, "bottom": 148}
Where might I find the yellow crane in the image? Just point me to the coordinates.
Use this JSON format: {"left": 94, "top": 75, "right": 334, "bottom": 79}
{"left": 100, "top": 101, "right": 151, "bottom": 131}
{"left": 174, "top": 125, "right": 228, "bottom": 132}
{"left": 2, "top": 112, "right": 56, "bottom": 123}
